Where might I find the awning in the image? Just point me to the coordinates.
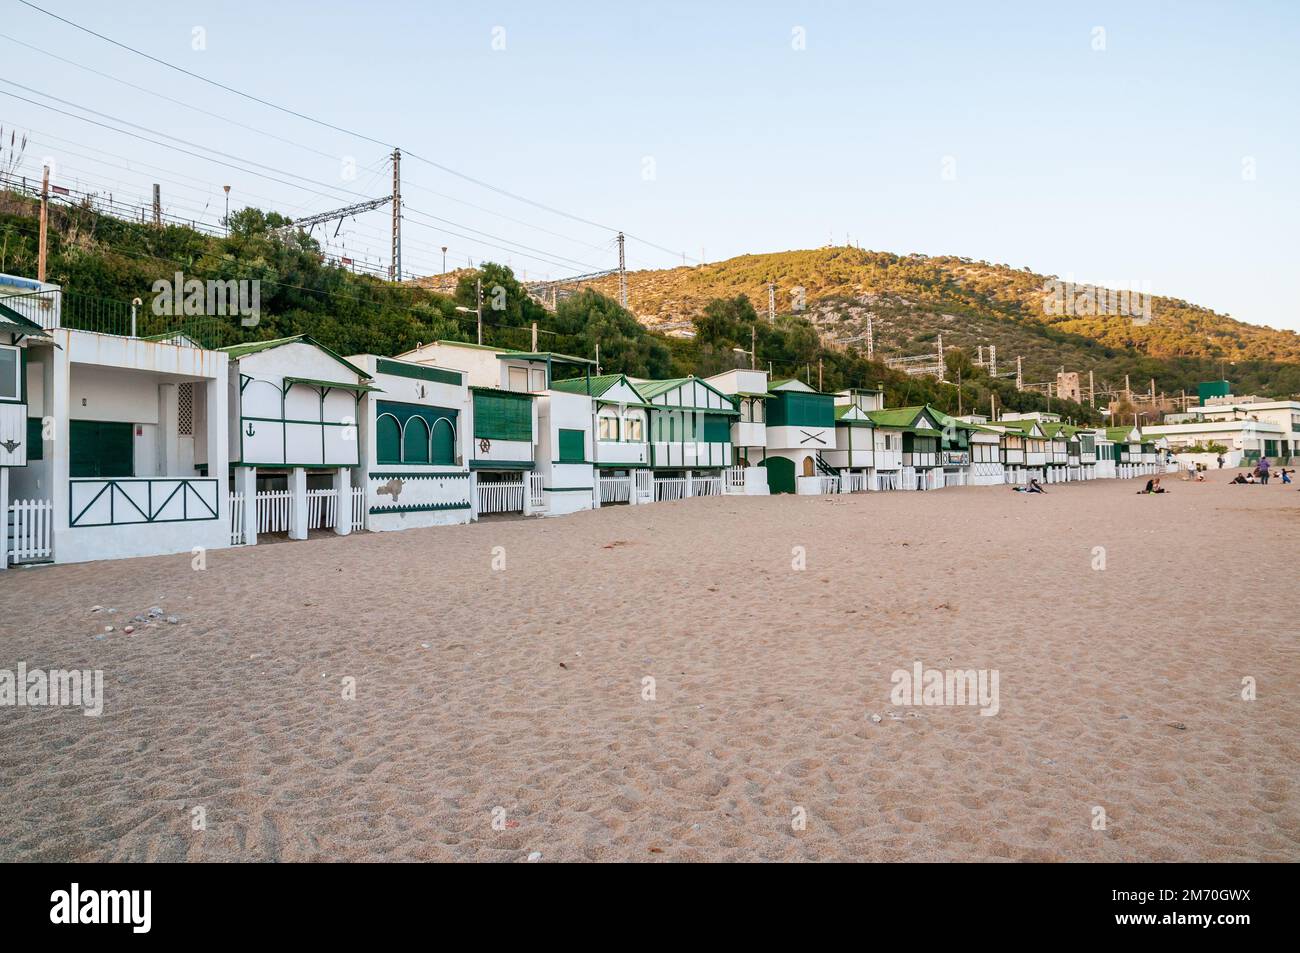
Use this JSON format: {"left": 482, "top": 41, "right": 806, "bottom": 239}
{"left": 283, "top": 376, "right": 381, "bottom": 394}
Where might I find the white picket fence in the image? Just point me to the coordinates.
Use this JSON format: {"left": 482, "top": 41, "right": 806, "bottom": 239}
{"left": 944, "top": 469, "right": 967, "bottom": 488}
{"left": 875, "top": 470, "right": 900, "bottom": 491}
{"left": 478, "top": 476, "right": 525, "bottom": 514}
{"left": 306, "top": 488, "right": 339, "bottom": 530}
{"left": 817, "top": 475, "right": 840, "bottom": 495}
{"left": 599, "top": 475, "right": 632, "bottom": 504}
{"left": 654, "top": 476, "right": 687, "bottom": 501}
{"left": 724, "top": 466, "right": 746, "bottom": 493}
{"left": 257, "top": 489, "right": 294, "bottom": 533}
{"left": 7, "top": 498, "right": 53, "bottom": 563}
{"left": 694, "top": 475, "right": 723, "bottom": 497}
{"left": 230, "top": 492, "right": 246, "bottom": 545}
{"left": 529, "top": 473, "right": 544, "bottom": 510}
{"left": 635, "top": 469, "right": 654, "bottom": 502}
{"left": 843, "top": 471, "right": 868, "bottom": 493}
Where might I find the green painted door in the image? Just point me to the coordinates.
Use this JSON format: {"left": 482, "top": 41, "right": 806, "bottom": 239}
{"left": 70, "top": 420, "right": 134, "bottom": 478}
{"left": 763, "top": 456, "right": 795, "bottom": 494}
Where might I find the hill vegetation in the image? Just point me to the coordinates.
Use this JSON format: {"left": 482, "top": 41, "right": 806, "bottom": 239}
{"left": 4, "top": 190, "right": 1293, "bottom": 426}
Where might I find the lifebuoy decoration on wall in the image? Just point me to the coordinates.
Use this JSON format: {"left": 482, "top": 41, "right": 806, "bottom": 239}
{"left": 479, "top": 438, "right": 491, "bottom": 454}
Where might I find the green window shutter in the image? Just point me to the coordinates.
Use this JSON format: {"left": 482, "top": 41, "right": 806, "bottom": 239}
{"left": 558, "top": 428, "right": 585, "bottom": 462}
{"left": 703, "top": 413, "right": 730, "bottom": 442}
{"left": 376, "top": 414, "right": 401, "bottom": 465}
{"left": 431, "top": 418, "right": 456, "bottom": 465}
{"left": 70, "top": 420, "right": 133, "bottom": 478}
{"left": 402, "top": 416, "right": 431, "bottom": 463}
{"left": 26, "top": 417, "right": 43, "bottom": 461}
{"left": 474, "top": 391, "right": 531, "bottom": 441}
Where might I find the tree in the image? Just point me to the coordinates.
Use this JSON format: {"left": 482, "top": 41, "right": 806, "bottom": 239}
{"left": 550, "top": 289, "right": 673, "bottom": 378}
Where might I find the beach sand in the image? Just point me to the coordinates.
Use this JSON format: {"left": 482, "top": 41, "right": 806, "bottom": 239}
{"left": 1, "top": 476, "right": 1297, "bottom": 862}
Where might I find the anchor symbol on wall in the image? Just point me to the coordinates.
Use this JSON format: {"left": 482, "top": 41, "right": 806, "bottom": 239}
{"left": 417, "top": 384, "right": 427, "bottom": 399}
{"left": 245, "top": 422, "right": 256, "bottom": 437}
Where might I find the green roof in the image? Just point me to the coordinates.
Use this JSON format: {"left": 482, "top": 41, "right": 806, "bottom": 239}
{"left": 549, "top": 373, "right": 647, "bottom": 402}
{"left": 1106, "top": 426, "right": 1141, "bottom": 442}
{"left": 220, "top": 334, "right": 370, "bottom": 381}
{"left": 496, "top": 350, "right": 596, "bottom": 366}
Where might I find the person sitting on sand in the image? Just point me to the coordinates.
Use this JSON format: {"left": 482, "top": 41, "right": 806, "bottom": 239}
{"left": 1231, "top": 473, "right": 1249, "bottom": 484}
{"left": 1138, "top": 477, "right": 1169, "bottom": 494}
{"left": 1281, "top": 468, "right": 1293, "bottom": 485}
{"left": 1012, "top": 478, "right": 1046, "bottom": 494}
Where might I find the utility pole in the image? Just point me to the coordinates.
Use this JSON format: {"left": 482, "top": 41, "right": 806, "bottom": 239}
{"left": 750, "top": 323, "right": 757, "bottom": 370}
{"left": 936, "top": 333, "right": 944, "bottom": 376}
{"left": 441, "top": 246, "right": 447, "bottom": 275}
{"left": 1124, "top": 374, "right": 1132, "bottom": 402}
{"left": 37, "top": 165, "right": 49, "bottom": 281}
{"left": 1088, "top": 369, "right": 1095, "bottom": 407}
{"left": 595, "top": 343, "right": 601, "bottom": 375}
{"left": 223, "top": 185, "right": 231, "bottom": 234}
{"left": 475, "top": 277, "right": 483, "bottom": 345}
{"left": 1015, "top": 355, "right": 1023, "bottom": 391}
{"left": 989, "top": 345, "right": 997, "bottom": 379}
{"left": 767, "top": 280, "right": 776, "bottom": 323}
{"left": 152, "top": 183, "right": 161, "bottom": 227}
{"left": 956, "top": 366, "right": 963, "bottom": 415}
{"left": 531, "top": 321, "right": 538, "bottom": 351}
{"left": 390, "top": 148, "right": 402, "bottom": 282}
{"left": 977, "top": 345, "right": 983, "bottom": 367}
{"left": 617, "top": 231, "right": 627, "bottom": 308}
{"left": 817, "top": 357, "right": 824, "bottom": 392}
{"left": 866, "top": 313, "right": 874, "bottom": 359}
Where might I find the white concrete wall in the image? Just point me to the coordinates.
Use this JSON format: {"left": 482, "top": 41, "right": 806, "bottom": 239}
{"left": 535, "top": 391, "right": 593, "bottom": 516}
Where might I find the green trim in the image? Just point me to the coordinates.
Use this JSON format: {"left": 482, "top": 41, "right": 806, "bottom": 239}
{"left": 470, "top": 460, "right": 534, "bottom": 470}
{"left": 369, "top": 501, "right": 471, "bottom": 514}
{"left": 283, "top": 376, "right": 380, "bottom": 394}
{"left": 368, "top": 470, "right": 470, "bottom": 480}
{"left": 376, "top": 357, "right": 463, "bottom": 386}
{"left": 220, "top": 334, "right": 370, "bottom": 380}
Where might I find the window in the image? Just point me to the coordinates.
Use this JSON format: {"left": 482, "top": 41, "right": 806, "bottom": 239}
{"left": 529, "top": 368, "right": 546, "bottom": 392}
{"left": 752, "top": 400, "right": 765, "bottom": 423}
{"left": 0, "top": 345, "right": 19, "bottom": 401}
{"left": 739, "top": 398, "right": 751, "bottom": 423}
{"left": 403, "top": 415, "right": 431, "bottom": 463}
{"left": 558, "top": 428, "right": 585, "bottom": 463}
{"left": 376, "top": 400, "right": 459, "bottom": 466}
{"left": 623, "top": 416, "right": 643, "bottom": 442}
{"left": 70, "top": 420, "right": 133, "bottom": 478}
{"left": 376, "top": 415, "right": 402, "bottom": 465}
{"left": 508, "top": 366, "right": 529, "bottom": 393}
{"left": 703, "top": 413, "right": 731, "bottom": 442}
{"left": 598, "top": 415, "right": 619, "bottom": 441}
{"left": 473, "top": 390, "right": 531, "bottom": 441}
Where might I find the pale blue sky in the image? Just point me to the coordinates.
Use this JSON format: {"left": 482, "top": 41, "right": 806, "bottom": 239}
{"left": 1, "top": 1, "right": 1297, "bottom": 329}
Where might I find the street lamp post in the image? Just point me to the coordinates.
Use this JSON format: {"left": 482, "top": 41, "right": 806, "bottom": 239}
{"left": 455, "top": 277, "right": 484, "bottom": 345}
{"left": 441, "top": 246, "right": 447, "bottom": 275}
{"left": 223, "top": 185, "right": 231, "bottom": 235}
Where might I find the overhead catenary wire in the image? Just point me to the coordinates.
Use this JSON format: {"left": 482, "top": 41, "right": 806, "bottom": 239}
{"left": 13, "top": 0, "right": 699, "bottom": 266}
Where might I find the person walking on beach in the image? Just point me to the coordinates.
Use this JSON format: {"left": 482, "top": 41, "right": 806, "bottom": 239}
{"left": 1258, "top": 457, "right": 1271, "bottom": 484}
{"left": 1217, "top": 454, "right": 1225, "bottom": 469}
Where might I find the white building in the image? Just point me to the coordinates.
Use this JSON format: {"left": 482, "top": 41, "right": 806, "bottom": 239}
{"left": 222, "top": 335, "right": 374, "bottom": 544}
{"left": 398, "top": 341, "right": 596, "bottom": 517}
{"left": 702, "top": 367, "right": 771, "bottom": 495}
{"left": 3, "top": 275, "right": 230, "bottom": 566}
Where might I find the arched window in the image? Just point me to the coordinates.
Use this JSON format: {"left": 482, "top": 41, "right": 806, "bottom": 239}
{"left": 376, "top": 414, "right": 402, "bottom": 465}
{"left": 403, "top": 415, "right": 431, "bottom": 464}
{"left": 431, "top": 417, "right": 456, "bottom": 465}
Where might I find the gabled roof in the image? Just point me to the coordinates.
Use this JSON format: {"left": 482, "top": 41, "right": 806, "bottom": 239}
{"left": 768, "top": 378, "right": 816, "bottom": 393}
{"left": 1106, "top": 426, "right": 1142, "bottom": 443}
{"left": 550, "top": 373, "right": 648, "bottom": 403}
{"left": 220, "top": 334, "right": 370, "bottom": 381}
{"left": 834, "top": 404, "right": 876, "bottom": 426}
{"left": 864, "top": 405, "right": 942, "bottom": 436}
{"left": 633, "top": 375, "right": 740, "bottom": 414}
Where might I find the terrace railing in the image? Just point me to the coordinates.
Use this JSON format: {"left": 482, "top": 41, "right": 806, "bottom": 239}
{"left": 257, "top": 489, "right": 294, "bottom": 533}
{"left": 477, "top": 475, "right": 525, "bottom": 514}
{"left": 654, "top": 476, "right": 687, "bottom": 501}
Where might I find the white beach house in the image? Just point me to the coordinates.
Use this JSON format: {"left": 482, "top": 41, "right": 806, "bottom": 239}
{"left": 222, "top": 335, "right": 374, "bottom": 544}
{"left": 2, "top": 275, "right": 230, "bottom": 566}
{"left": 549, "top": 372, "right": 654, "bottom": 506}
{"left": 762, "top": 379, "right": 838, "bottom": 494}
{"left": 702, "top": 367, "right": 771, "bottom": 494}
{"left": 630, "top": 375, "right": 737, "bottom": 500}
{"left": 398, "top": 341, "right": 597, "bottom": 517}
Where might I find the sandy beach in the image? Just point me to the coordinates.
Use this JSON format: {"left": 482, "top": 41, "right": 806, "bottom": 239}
{"left": 1, "top": 476, "right": 1297, "bottom": 862}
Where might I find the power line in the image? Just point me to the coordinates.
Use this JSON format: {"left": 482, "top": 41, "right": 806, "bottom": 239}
{"left": 14, "top": 0, "right": 698, "bottom": 265}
